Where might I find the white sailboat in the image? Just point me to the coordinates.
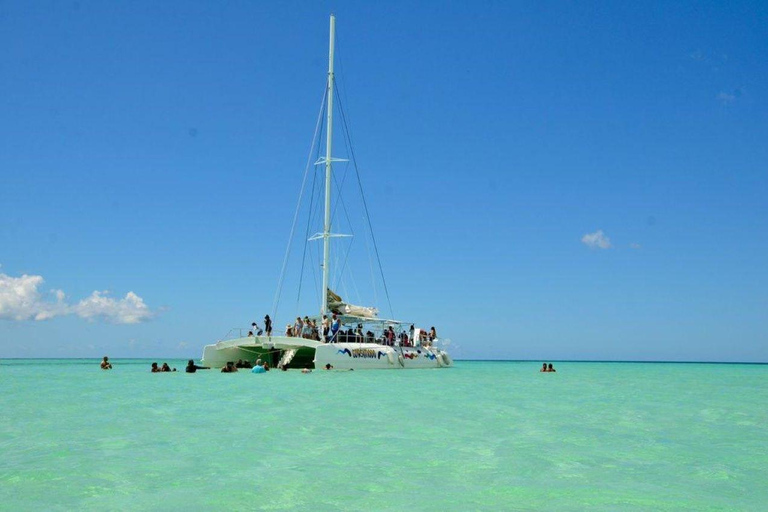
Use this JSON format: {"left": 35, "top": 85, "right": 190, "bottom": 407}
{"left": 201, "top": 15, "right": 453, "bottom": 370}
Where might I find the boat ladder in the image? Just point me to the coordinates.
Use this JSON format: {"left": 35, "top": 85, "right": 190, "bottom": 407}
{"left": 279, "top": 348, "right": 298, "bottom": 368}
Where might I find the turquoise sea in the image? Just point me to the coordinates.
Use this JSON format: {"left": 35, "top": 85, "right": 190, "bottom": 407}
{"left": 1, "top": 360, "right": 766, "bottom": 511}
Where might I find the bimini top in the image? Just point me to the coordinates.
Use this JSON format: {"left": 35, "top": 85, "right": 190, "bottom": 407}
{"left": 327, "top": 289, "right": 379, "bottom": 319}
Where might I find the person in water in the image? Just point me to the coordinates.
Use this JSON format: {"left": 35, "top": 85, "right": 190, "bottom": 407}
{"left": 221, "top": 362, "right": 238, "bottom": 373}
{"left": 186, "top": 360, "right": 210, "bottom": 373}
{"left": 324, "top": 363, "right": 333, "bottom": 370}
{"left": 151, "top": 362, "right": 161, "bottom": 373}
{"left": 100, "top": 356, "right": 112, "bottom": 370}
{"left": 548, "top": 363, "right": 556, "bottom": 372}
{"left": 540, "top": 363, "right": 548, "bottom": 372}
{"left": 161, "top": 363, "right": 176, "bottom": 372}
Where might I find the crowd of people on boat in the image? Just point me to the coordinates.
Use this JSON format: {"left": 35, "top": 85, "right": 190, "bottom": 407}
{"left": 239, "top": 312, "right": 440, "bottom": 349}
{"left": 279, "top": 314, "right": 438, "bottom": 348}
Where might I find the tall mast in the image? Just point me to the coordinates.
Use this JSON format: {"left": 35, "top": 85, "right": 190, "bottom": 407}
{"left": 321, "top": 14, "right": 336, "bottom": 317}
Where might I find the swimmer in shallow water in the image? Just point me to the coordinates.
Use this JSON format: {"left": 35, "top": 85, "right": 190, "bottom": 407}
{"left": 151, "top": 362, "right": 160, "bottom": 373}
{"left": 540, "top": 363, "right": 548, "bottom": 372}
{"left": 186, "top": 360, "right": 210, "bottom": 373}
{"left": 101, "top": 356, "right": 112, "bottom": 370}
{"left": 548, "top": 363, "right": 556, "bottom": 372}
{"left": 221, "top": 362, "right": 238, "bottom": 373}
{"left": 324, "top": 363, "right": 333, "bottom": 370}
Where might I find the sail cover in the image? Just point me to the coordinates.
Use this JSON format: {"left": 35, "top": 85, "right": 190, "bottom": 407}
{"left": 327, "top": 289, "right": 379, "bottom": 318}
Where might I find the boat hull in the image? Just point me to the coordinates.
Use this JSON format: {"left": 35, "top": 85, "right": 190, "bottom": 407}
{"left": 314, "top": 343, "right": 452, "bottom": 370}
{"left": 201, "top": 336, "right": 319, "bottom": 368}
{"left": 201, "top": 337, "right": 452, "bottom": 370}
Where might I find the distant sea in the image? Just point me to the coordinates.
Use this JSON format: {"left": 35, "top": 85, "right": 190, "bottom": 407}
{"left": 1, "top": 360, "right": 766, "bottom": 511}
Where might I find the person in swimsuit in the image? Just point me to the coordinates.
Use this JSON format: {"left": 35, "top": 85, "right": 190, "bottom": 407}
{"left": 540, "top": 363, "right": 548, "bottom": 372}
{"left": 100, "top": 356, "right": 112, "bottom": 370}
{"left": 294, "top": 317, "right": 303, "bottom": 339}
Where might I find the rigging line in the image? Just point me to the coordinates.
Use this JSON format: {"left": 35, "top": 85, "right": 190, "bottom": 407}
{"left": 344, "top": 248, "right": 364, "bottom": 307}
{"left": 307, "top": 124, "right": 327, "bottom": 312}
{"left": 335, "top": 87, "right": 394, "bottom": 319}
{"left": 334, "top": 34, "right": 355, "bottom": 153}
{"left": 334, "top": 85, "right": 377, "bottom": 304}
{"left": 332, "top": 167, "right": 355, "bottom": 237}
{"left": 273, "top": 85, "right": 328, "bottom": 320}
{"left": 297, "top": 155, "right": 319, "bottom": 310}
{"left": 333, "top": 237, "right": 353, "bottom": 291}
{"left": 329, "top": 171, "right": 356, "bottom": 291}
{"left": 329, "top": 160, "right": 351, "bottom": 226}
{"left": 296, "top": 95, "right": 328, "bottom": 312}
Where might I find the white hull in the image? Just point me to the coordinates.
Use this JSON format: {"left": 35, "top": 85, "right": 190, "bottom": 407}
{"left": 201, "top": 336, "right": 452, "bottom": 370}
{"left": 315, "top": 343, "right": 452, "bottom": 370}
{"left": 201, "top": 336, "right": 320, "bottom": 368}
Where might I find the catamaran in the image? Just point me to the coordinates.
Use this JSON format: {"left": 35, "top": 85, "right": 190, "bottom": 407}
{"left": 201, "top": 15, "right": 453, "bottom": 370}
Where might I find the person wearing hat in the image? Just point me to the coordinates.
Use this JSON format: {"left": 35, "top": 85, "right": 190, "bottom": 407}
{"left": 264, "top": 315, "right": 272, "bottom": 337}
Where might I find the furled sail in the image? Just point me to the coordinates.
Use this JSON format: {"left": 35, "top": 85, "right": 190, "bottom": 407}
{"left": 327, "top": 289, "right": 379, "bottom": 318}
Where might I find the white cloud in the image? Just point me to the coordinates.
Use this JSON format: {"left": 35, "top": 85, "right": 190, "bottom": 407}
{"left": 74, "top": 291, "right": 153, "bottom": 324}
{"left": 581, "top": 230, "right": 612, "bottom": 250}
{"left": 0, "top": 268, "right": 155, "bottom": 324}
{"left": 630, "top": 242, "right": 641, "bottom": 249}
{"left": 0, "top": 273, "right": 68, "bottom": 321}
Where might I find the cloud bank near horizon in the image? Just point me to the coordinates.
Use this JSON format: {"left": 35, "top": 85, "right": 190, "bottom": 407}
{"left": 0, "top": 269, "right": 155, "bottom": 324}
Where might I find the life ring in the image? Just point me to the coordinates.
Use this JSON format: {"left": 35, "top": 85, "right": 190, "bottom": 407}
{"left": 387, "top": 351, "right": 395, "bottom": 365}
{"left": 398, "top": 354, "right": 405, "bottom": 367}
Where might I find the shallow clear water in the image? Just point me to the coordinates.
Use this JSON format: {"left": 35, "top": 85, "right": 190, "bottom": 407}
{"left": 1, "top": 360, "right": 766, "bottom": 511}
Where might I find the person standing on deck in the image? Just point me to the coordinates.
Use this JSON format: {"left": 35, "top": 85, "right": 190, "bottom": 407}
{"left": 330, "top": 314, "right": 341, "bottom": 342}
{"left": 264, "top": 315, "right": 272, "bottom": 337}
{"left": 294, "top": 317, "right": 303, "bottom": 339}
{"left": 322, "top": 315, "right": 330, "bottom": 342}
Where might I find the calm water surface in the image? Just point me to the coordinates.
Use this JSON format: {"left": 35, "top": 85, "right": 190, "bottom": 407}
{"left": 1, "top": 360, "right": 766, "bottom": 511}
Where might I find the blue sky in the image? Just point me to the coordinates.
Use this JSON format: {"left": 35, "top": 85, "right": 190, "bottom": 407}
{"left": 1, "top": 1, "right": 766, "bottom": 361}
